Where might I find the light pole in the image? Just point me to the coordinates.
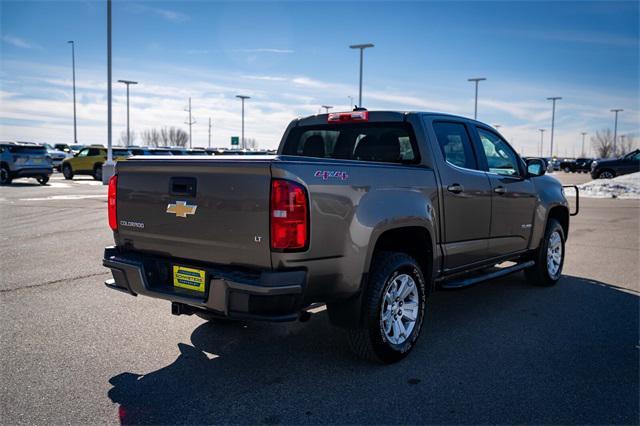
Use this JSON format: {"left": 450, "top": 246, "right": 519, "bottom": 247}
{"left": 184, "top": 98, "right": 195, "bottom": 148}
{"left": 117, "top": 80, "right": 137, "bottom": 147}
{"left": 102, "top": 0, "right": 114, "bottom": 184}
{"left": 236, "top": 95, "right": 250, "bottom": 149}
{"left": 349, "top": 43, "right": 374, "bottom": 107}
{"left": 322, "top": 105, "right": 333, "bottom": 113}
{"left": 208, "top": 117, "right": 212, "bottom": 148}
{"left": 547, "top": 97, "right": 562, "bottom": 157}
{"left": 67, "top": 41, "right": 78, "bottom": 144}
{"left": 581, "top": 132, "right": 587, "bottom": 157}
{"left": 467, "top": 77, "right": 486, "bottom": 120}
{"left": 611, "top": 109, "right": 623, "bottom": 156}
{"left": 538, "top": 129, "right": 545, "bottom": 157}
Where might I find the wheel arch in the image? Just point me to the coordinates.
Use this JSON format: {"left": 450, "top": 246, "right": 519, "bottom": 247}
{"left": 327, "top": 225, "right": 435, "bottom": 329}
{"left": 547, "top": 205, "right": 569, "bottom": 241}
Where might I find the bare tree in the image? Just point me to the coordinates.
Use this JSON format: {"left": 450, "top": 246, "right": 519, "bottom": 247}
{"left": 591, "top": 129, "right": 615, "bottom": 158}
{"left": 118, "top": 129, "right": 137, "bottom": 146}
{"left": 140, "top": 128, "right": 161, "bottom": 147}
{"left": 171, "top": 128, "right": 189, "bottom": 147}
{"left": 619, "top": 134, "right": 637, "bottom": 156}
{"left": 245, "top": 137, "right": 257, "bottom": 149}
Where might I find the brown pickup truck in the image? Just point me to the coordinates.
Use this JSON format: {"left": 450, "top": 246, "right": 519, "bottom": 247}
{"left": 103, "top": 110, "right": 577, "bottom": 363}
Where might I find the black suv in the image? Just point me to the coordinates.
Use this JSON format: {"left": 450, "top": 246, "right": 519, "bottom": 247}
{"left": 591, "top": 150, "right": 640, "bottom": 179}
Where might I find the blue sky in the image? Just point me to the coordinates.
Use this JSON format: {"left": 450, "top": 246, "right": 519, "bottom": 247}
{"left": 1, "top": 0, "right": 638, "bottom": 154}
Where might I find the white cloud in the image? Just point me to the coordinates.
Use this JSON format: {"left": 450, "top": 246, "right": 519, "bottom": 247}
{"left": 1, "top": 35, "right": 41, "bottom": 49}
{"left": 154, "top": 8, "right": 189, "bottom": 23}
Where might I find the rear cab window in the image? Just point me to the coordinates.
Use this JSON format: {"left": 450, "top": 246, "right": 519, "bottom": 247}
{"left": 432, "top": 121, "right": 478, "bottom": 170}
{"left": 7, "top": 145, "right": 47, "bottom": 155}
{"left": 281, "top": 122, "right": 419, "bottom": 164}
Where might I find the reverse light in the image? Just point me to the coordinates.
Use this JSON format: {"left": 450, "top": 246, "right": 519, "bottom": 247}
{"left": 270, "top": 179, "right": 308, "bottom": 250}
{"left": 108, "top": 175, "right": 118, "bottom": 231}
{"left": 327, "top": 110, "right": 369, "bottom": 123}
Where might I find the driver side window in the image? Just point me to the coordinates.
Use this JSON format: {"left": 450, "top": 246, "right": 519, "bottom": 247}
{"left": 477, "top": 129, "right": 520, "bottom": 176}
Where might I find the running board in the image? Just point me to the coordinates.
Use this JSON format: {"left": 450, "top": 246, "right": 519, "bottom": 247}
{"left": 439, "top": 260, "right": 535, "bottom": 290}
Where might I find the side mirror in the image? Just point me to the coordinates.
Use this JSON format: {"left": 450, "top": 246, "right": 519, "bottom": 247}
{"left": 526, "top": 158, "right": 546, "bottom": 177}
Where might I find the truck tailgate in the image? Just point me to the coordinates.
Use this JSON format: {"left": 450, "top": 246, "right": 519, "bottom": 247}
{"left": 115, "top": 157, "right": 273, "bottom": 269}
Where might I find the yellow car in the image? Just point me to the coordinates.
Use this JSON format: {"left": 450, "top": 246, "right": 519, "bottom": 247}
{"left": 61, "top": 146, "right": 131, "bottom": 181}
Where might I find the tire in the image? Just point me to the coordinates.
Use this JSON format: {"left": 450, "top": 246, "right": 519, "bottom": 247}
{"left": 347, "top": 252, "right": 427, "bottom": 364}
{"left": 62, "top": 164, "right": 73, "bottom": 180}
{"left": 36, "top": 175, "right": 49, "bottom": 185}
{"left": 93, "top": 164, "right": 103, "bottom": 181}
{"left": 598, "top": 170, "right": 615, "bottom": 179}
{"left": 525, "top": 219, "right": 565, "bottom": 286}
{"left": 0, "top": 165, "right": 11, "bottom": 185}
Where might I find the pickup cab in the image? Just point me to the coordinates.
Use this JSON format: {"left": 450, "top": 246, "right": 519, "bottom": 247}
{"left": 103, "top": 110, "right": 574, "bottom": 363}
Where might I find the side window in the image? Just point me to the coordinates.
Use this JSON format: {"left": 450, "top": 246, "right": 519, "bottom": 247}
{"left": 77, "top": 148, "right": 90, "bottom": 157}
{"left": 433, "top": 122, "right": 477, "bottom": 169}
{"left": 87, "top": 148, "right": 102, "bottom": 156}
{"left": 477, "top": 129, "right": 520, "bottom": 176}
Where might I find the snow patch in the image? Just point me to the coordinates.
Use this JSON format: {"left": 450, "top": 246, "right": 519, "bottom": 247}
{"left": 576, "top": 172, "right": 640, "bottom": 199}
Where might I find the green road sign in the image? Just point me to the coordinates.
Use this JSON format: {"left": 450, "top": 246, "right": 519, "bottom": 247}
{"left": 231, "top": 136, "right": 239, "bottom": 146}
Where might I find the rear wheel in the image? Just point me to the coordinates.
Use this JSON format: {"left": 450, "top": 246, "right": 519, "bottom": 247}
{"left": 0, "top": 165, "right": 11, "bottom": 185}
{"left": 36, "top": 175, "right": 49, "bottom": 185}
{"left": 62, "top": 163, "right": 73, "bottom": 180}
{"left": 525, "top": 219, "right": 565, "bottom": 286}
{"left": 347, "top": 252, "right": 427, "bottom": 364}
{"left": 93, "top": 164, "right": 103, "bottom": 181}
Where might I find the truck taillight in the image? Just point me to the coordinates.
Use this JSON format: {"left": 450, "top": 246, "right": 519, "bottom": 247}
{"left": 108, "top": 175, "right": 117, "bottom": 231}
{"left": 327, "top": 110, "right": 369, "bottom": 123}
{"left": 270, "top": 179, "right": 308, "bottom": 251}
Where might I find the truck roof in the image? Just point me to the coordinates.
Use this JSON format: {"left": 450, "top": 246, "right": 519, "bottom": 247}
{"left": 295, "top": 110, "right": 482, "bottom": 127}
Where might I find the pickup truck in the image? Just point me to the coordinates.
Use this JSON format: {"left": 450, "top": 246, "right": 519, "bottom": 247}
{"left": 103, "top": 110, "right": 575, "bottom": 363}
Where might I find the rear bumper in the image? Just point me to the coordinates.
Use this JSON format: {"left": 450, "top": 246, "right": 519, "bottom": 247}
{"left": 102, "top": 246, "right": 306, "bottom": 321}
{"left": 12, "top": 167, "right": 53, "bottom": 178}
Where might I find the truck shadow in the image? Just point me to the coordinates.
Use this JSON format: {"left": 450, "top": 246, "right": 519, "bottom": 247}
{"left": 108, "top": 274, "right": 638, "bottom": 425}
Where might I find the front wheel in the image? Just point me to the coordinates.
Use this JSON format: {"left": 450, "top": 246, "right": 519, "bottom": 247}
{"left": 36, "top": 175, "right": 49, "bottom": 185}
{"left": 525, "top": 219, "right": 565, "bottom": 286}
{"left": 62, "top": 164, "right": 73, "bottom": 180}
{"left": 0, "top": 165, "right": 11, "bottom": 185}
{"left": 598, "top": 170, "right": 615, "bottom": 179}
{"left": 347, "top": 252, "right": 427, "bottom": 363}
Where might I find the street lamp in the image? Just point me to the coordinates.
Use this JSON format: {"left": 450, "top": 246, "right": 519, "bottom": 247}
{"left": 236, "top": 95, "right": 250, "bottom": 149}
{"left": 547, "top": 97, "right": 562, "bottom": 157}
{"left": 611, "top": 109, "right": 623, "bottom": 156}
{"left": 321, "top": 105, "right": 333, "bottom": 113}
{"left": 67, "top": 41, "right": 78, "bottom": 144}
{"left": 349, "top": 43, "right": 374, "bottom": 107}
{"left": 538, "top": 129, "right": 545, "bottom": 157}
{"left": 581, "top": 132, "right": 587, "bottom": 157}
{"left": 467, "top": 77, "right": 486, "bottom": 120}
{"left": 102, "top": 0, "right": 114, "bottom": 184}
{"left": 117, "top": 80, "right": 138, "bottom": 147}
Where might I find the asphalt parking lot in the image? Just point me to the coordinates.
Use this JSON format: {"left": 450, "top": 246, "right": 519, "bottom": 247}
{"left": 1, "top": 172, "right": 638, "bottom": 425}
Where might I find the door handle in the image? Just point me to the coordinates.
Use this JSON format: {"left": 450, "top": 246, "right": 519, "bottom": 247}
{"left": 494, "top": 186, "right": 507, "bottom": 195}
{"left": 447, "top": 184, "right": 464, "bottom": 194}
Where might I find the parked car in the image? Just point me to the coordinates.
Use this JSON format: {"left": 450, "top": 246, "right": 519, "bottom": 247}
{"left": 0, "top": 142, "right": 53, "bottom": 185}
{"left": 129, "top": 147, "right": 174, "bottom": 156}
{"left": 590, "top": 149, "right": 640, "bottom": 179}
{"left": 103, "top": 110, "right": 575, "bottom": 363}
{"left": 68, "top": 144, "right": 85, "bottom": 155}
{"left": 43, "top": 144, "right": 72, "bottom": 170}
{"left": 560, "top": 157, "right": 593, "bottom": 173}
{"left": 54, "top": 143, "right": 72, "bottom": 153}
{"left": 61, "top": 146, "right": 131, "bottom": 181}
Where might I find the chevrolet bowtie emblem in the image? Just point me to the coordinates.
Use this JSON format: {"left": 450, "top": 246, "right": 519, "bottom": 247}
{"left": 166, "top": 201, "right": 197, "bottom": 218}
